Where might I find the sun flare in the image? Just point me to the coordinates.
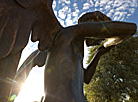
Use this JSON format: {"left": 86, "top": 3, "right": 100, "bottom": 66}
{"left": 14, "top": 67, "right": 45, "bottom": 102}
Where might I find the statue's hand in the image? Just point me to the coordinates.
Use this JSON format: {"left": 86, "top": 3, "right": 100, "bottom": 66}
{"left": 97, "top": 45, "right": 115, "bottom": 55}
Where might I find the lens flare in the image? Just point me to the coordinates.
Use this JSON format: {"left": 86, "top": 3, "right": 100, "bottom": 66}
{"left": 9, "top": 95, "right": 17, "bottom": 101}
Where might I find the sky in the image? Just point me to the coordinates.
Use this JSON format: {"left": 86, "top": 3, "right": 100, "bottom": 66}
{"left": 14, "top": 0, "right": 138, "bottom": 102}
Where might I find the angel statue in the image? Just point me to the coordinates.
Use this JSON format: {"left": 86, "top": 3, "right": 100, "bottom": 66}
{"left": 14, "top": 11, "right": 136, "bottom": 102}
{"left": 0, "top": 0, "right": 137, "bottom": 102}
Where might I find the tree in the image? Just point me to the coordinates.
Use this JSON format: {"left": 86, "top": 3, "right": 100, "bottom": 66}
{"left": 84, "top": 32, "right": 138, "bottom": 102}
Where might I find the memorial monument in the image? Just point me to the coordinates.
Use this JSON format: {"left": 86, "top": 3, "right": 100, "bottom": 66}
{"left": 0, "top": 0, "right": 137, "bottom": 102}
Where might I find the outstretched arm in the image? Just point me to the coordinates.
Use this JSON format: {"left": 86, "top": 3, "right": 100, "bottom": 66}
{"left": 72, "top": 21, "right": 137, "bottom": 38}
{"left": 84, "top": 46, "right": 113, "bottom": 84}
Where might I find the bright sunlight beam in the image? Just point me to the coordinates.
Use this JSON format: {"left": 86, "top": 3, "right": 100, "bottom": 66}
{"left": 14, "top": 67, "right": 45, "bottom": 102}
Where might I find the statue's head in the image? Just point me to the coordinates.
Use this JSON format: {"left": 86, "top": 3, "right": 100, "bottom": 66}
{"left": 78, "top": 11, "right": 111, "bottom": 23}
{"left": 78, "top": 11, "right": 112, "bottom": 46}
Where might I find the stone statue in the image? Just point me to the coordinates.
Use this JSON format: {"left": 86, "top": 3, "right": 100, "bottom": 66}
{"left": 0, "top": 0, "right": 137, "bottom": 101}
{"left": 14, "top": 11, "right": 136, "bottom": 102}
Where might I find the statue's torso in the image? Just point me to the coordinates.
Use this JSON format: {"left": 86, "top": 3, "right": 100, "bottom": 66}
{"left": 44, "top": 28, "right": 86, "bottom": 102}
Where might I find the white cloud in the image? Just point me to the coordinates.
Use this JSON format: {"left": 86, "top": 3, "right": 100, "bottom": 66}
{"left": 66, "top": 13, "right": 71, "bottom": 20}
{"left": 89, "top": 0, "right": 137, "bottom": 21}
{"left": 116, "top": 3, "right": 129, "bottom": 11}
{"left": 66, "top": 20, "right": 74, "bottom": 26}
{"left": 58, "top": 10, "right": 66, "bottom": 19}
{"left": 83, "top": 3, "right": 90, "bottom": 10}
{"left": 118, "top": 12, "right": 127, "bottom": 20}
{"left": 130, "top": 2, "right": 137, "bottom": 7}
{"left": 89, "top": 0, "right": 94, "bottom": 6}
{"left": 100, "top": 0, "right": 110, "bottom": 7}
{"left": 107, "top": 12, "right": 112, "bottom": 17}
{"left": 114, "top": 11, "right": 120, "bottom": 16}
{"left": 110, "top": 9, "right": 114, "bottom": 13}
{"left": 114, "top": 0, "right": 123, "bottom": 7}
{"left": 58, "top": 0, "right": 70, "bottom": 4}
{"left": 58, "top": 6, "right": 70, "bottom": 19}
{"left": 105, "top": 5, "right": 111, "bottom": 10}
{"left": 114, "top": 16, "right": 118, "bottom": 21}
{"left": 127, "top": 14, "right": 131, "bottom": 17}
{"left": 65, "top": 8, "right": 79, "bottom": 26}
{"left": 94, "top": 8, "right": 99, "bottom": 11}
{"left": 64, "top": 0, "right": 70, "bottom": 4}
{"left": 100, "top": 8, "right": 103, "bottom": 11}
{"left": 54, "top": 0, "right": 138, "bottom": 26}
{"left": 57, "top": 17, "right": 65, "bottom": 26}
{"left": 107, "top": 9, "right": 114, "bottom": 18}
{"left": 105, "top": 0, "right": 138, "bottom": 21}
{"left": 73, "top": 3, "right": 78, "bottom": 9}
{"left": 107, "top": 1, "right": 113, "bottom": 5}
{"left": 72, "top": 10, "right": 79, "bottom": 16}
{"left": 95, "top": 1, "right": 100, "bottom": 7}
{"left": 115, "top": 6, "right": 124, "bottom": 11}
{"left": 65, "top": 14, "right": 73, "bottom": 26}
{"left": 52, "top": 0, "right": 56, "bottom": 10}
{"left": 113, "top": 12, "right": 120, "bottom": 20}
{"left": 129, "top": 8, "right": 135, "bottom": 14}
{"left": 112, "top": 11, "right": 127, "bottom": 21}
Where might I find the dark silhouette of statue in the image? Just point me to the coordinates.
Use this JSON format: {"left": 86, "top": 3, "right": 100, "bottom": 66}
{"left": 0, "top": 0, "right": 137, "bottom": 102}
{"left": 0, "top": 0, "right": 60, "bottom": 101}
{"left": 14, "top": 11, "right": 136, "bottom": 102}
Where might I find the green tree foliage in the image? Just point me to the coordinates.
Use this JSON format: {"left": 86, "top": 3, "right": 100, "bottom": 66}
{"left": 84, "top": 32, "right": 138, "bottom": 102}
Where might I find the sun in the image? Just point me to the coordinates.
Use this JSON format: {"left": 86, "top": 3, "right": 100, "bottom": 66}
{"left": 14, "top": 67, "right": 45, "bottom": 102}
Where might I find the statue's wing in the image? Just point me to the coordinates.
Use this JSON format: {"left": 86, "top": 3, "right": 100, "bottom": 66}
{"left": 0, "top": 0, "right": 61, "bottom": 99}
{"left": 0, "top": 0, "right": 61, "bottom": 59}
{"left": 0, "top": 2, "right": 19, "bottom": 59}
{"left": 0, "top": 0, "right": 34, "bottom": 59}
